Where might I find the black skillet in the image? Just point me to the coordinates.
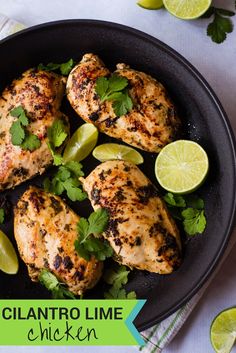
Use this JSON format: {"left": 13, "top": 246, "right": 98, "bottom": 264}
{"left": 0, "top": 20, "right": 235, "bottom": 331}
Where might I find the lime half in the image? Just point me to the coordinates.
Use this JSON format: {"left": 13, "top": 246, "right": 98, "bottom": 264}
{"left": 210, "top": 308, "right": 236, "bottom": 353}
{"left": 0, "top": 230, "right": 19, "bottom": 274}
{"left": 155, "top": 140, "right": 209, "bottom": 194}
{"left": 137, "top": 0, "right": 163, "bottom": 10}
{"left": 163, "top": 0, "right": 212, "bottom": 19}
{"left": 63, "top": 123, "right": 98, "bottom": 163}
{"left": 92, "top": 143, "right": 144, "bottom": 165}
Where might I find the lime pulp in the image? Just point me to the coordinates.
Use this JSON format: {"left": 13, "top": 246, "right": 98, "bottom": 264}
{"left": 210, "top": 308, "right": 236, "bottom": 353}
{"left": 155, "top": 140, "right": 209, "bottom": 194}
{"left": 163, "top": 0, "right": 212, "bottom": 20}
{"left": 63, "top": 123, "right": 98, "bottom": 163}
{"left": 0, "top": 229, "right": 19, "bottom": 274}
{"left": 92, "top": 143, "right": 144, "bottom": 165}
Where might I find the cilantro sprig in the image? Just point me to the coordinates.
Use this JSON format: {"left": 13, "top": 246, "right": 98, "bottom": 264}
{"left": 0, "top": 208, "right": 4, "bottom": 224}
{"left": 39, "top": 269, "right": 76, "bottom": 299}
{"left": 10, "top": 106, "right": 41, "bottom": 151}
{"left": 38, "top": 58, "right": 74, "bottom": 75}
{"left": 103, "top": 264, "right": 136, "bottom": 299}
{"left": 164, "top": 193, "right": 206, "bottom": 237}
{"left": 43, "top": 161, "right": 87, "bottom": 202}
{"left": 74, "top": 209, "right": 113, "bottom": 261}
{"left": 47, "top": 119, "right": 68, "bottom": 166}
{"left": 138, "top": 3, "right": 235, "bottom": 44}
{"left": 202, "top": 7, "right": 235, "bottom": 44}
{"left": 95, "top": 75, "right": 133, "bottom": 116}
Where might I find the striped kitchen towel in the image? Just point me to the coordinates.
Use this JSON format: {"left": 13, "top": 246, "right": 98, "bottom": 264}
{"left": 139, "top": 229, "right": 236, "bottom": 353}
{"left": 0, "top": 13, "right": 235, "bottom": 353}
{"left": 0, "top": 14, "right": 25, "bottom": 40}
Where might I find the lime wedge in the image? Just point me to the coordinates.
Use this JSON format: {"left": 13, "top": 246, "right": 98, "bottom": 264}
{"left": 155, "top": 140, "right": 209, "bottom": 194}
{"left": 137, "top": 0, "right": 163, "bottom": 10}
{"left": 163, "top": 0, "right": 212, "bottom": 19}
{"left": 210, "top": 308, "right": 236, "bottom": 353}
{"left": 0, "top": 230, "right": 19, "bottom": 274}
{"left": 63, "top": 123, "right": 98, "bottom": 163}
{"left": 92, "top": 143, "right": 144, "bottom": 164}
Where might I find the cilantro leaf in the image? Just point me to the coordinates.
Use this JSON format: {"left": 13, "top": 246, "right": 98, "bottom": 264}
{"left": 52, "top": 286, "right": 76, "bottom": 299}
{"left": 75, "top": 209, "right": 112, "bottom": 261}
{"left": 39, "top": 269, "right": 58, "bottom": 291}
{"left": 164, "top": 192, "right": 207, "bottom": 236}
{"left": 63, "top": 178, "right": 87, "bottom": 202}
{"left": 207, "top": 13, "right": 233, "bottom": 43}
{"left": 47, "top": 120, "right": 68, "bottom": 165}
{"left": 10, "top": 106, "right": 25, "bottom": 117}
{"left": 47, "top": 142, "right": 63, "bottom": 166}
{"left": 182, "top": 208, "right": 206, "bottom": 236}
{"left": 75, "top": 237, "right": 113, "bottom": 262}
{"left": 43, "top": 163, "right": 86, "bottom": 202}
{"left": 164, "top": 193, "right": 186, "bottom": 208}
{"left": 87, "top": 208, "right": 109, "bottom": 235}
{"left": 77, "top": 218, "right": 89, "bottom": 242}
{"left": 95, "top": 77, "right": 109, "bottom": 100}
{"left": 205, "top": 7, "right": 235, "bottom": 44}
{"left": 10, "top": 120, "right": 25, "bottom": 145}
{"left": 0, "top": 208, "right": 4, "bottom": 224}
{"left": 48, "top": 120, "right": 68, "bottom": 148}
{"left": 21, "top": 133, "right": 41, "bottom": 151}
{"left": 38, "top": 58, "right": 74, "bottom": 76}
{"left": 39, "top": 269, "right": 76, "bottom": 299}
{"left": 64, "top": 161, "right": 84, "bottom": 177}
{"left": 103, "top": 265, "right": 130, "bottom": 286}
{"left": 185, "top": 195, "right": 204, "bottom": 210}
{"left": 103, "top": 265, "right": 136, "bottom": 299}
{"left": 74, "top": 239, "right": 90, "bottom": 261}
{"left": 9, "top": 106, "right": 40, "bottom": 151}
{"left": 10, "top": 106, "right": 29, "bottom": 126}
{"left": 60, "top": 59, "right": 74, "bottom": 75}
{"left": 95, "top": 74, "right": 133, "bottom": 116}
{"left": 38, "top": 62, "right": 60, "bottom": 71}
{"left": 56, "top": 166, "right": 71, "bottom": 181}
{"left": 108, "top": 74, "right": 128, "bottom": 92}
{"left": 112, "top": 90, "right": 133, "bottom": 116}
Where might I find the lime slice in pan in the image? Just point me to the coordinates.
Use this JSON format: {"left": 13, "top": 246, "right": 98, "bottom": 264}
{"left": 155, "top": 140, "right": 209, "bottom": 194}
{"left": 93, "top": 143, "right": 144, "bottom": 165}
{"left": 0, "top": 229, "right": 19, "bottom": 274}
{"left": 63, "top": 123, "right": 98, "bottom": 163}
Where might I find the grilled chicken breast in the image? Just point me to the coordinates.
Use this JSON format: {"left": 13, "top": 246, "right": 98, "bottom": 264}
{"left": 14, "top": 186, "right": 103, "bottom": 295}
{"left": 67, "top": 53, "right": 180, "bottom": 153}
{"left": 81, "top": 160, "right": 182, "bottom": 274}
{"left": 0, "top": 69, "right": 68, "bottom": 191}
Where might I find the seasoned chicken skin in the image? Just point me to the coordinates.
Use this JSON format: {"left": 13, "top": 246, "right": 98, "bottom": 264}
{"left": 81, "top": 160, "right": 182, "bottom": 274}
{"left": 14, "top": 186, "right": 103, "bottom": 295}
{"left": 0, "top": 69, "right": 68, "bottom": 191}
{"left": 67, "top": 53, "right": 180, "bottom": 152}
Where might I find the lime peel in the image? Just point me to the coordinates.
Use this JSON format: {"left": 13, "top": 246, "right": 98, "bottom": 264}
{"left": 137, "top": 0, "right": 163, "bottom": 10}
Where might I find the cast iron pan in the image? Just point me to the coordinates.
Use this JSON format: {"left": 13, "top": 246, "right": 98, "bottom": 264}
{"left": 0, "top": 20, "right": 235, "bottom": 331}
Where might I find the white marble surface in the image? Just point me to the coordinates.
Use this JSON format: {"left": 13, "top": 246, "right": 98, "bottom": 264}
{"left": 0, "top": 0, "right": 236, "bottom": 352}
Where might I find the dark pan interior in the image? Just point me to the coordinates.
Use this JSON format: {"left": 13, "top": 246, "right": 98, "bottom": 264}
{"left": 0, "top": 20, "right": 235, "bottom": 331}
